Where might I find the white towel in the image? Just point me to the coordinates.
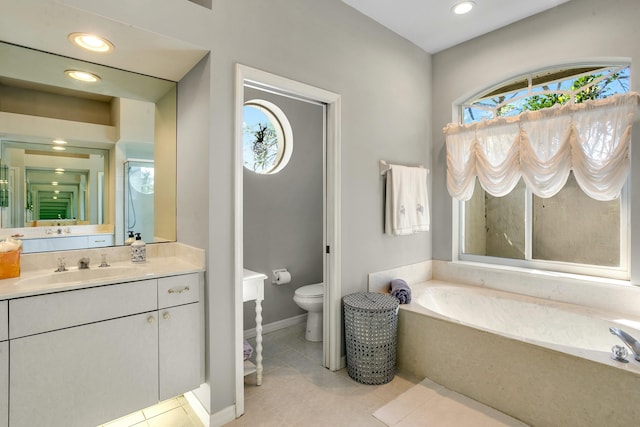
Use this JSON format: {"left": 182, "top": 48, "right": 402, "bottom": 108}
{"left": 385, "top": 164, "right": 430, "bottom": 236}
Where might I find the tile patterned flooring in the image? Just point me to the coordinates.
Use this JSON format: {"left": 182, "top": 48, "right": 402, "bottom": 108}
{"left": 227, "top": 323, "right": 422, "bottom": 426}
{"left": 100, "top": 395, "right": 204, "bottom": 427}
{"left": 103, "top": 322, "right": 520, "bottom": 426}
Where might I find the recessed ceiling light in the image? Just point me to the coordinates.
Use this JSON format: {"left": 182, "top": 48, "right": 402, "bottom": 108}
{"left": 53, "top": 139, "right": 68, "bottom": 145}
{"left": 52, "top": 146, "right": 66, "bottom": 151}
{"left": 53, "top": 196, "right": 58, "bottom": 200}
{"left": 54, "top": 190, "right": 60, "bottom": 194}
{"left": 51, "top": 182, "right": 59, "bottom": 186}
{"left": 65, "top": 69, "right": 101, "bottom": 83}
{"left": 68, "top": 32, "right": 114, "bottom": 53}
{"left": 55, "top": 168, "right": 65, "bottom": 174}
{"left": 452, "top": 1, "right": 475, "bottom": 15}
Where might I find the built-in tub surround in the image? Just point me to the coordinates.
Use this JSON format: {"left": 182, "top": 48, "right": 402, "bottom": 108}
{"left": 397, "top": 281, "right": 640, "bottom": 426}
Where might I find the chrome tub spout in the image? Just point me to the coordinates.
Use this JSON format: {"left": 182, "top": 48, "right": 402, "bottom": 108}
{"left": 78, "top": 257, "right": 90, "bottom": 269}
{"left": 610, "top": 327, "right": 640, "bottom": 361}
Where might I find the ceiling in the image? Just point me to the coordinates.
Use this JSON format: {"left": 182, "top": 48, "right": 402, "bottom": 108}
{"left": 342, "top": 0, "right": 572, "bottom": 54}
{"left": 0, "top": 0, "right": 207, "bottom": 82}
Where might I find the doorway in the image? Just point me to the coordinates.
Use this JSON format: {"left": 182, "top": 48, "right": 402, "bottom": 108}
{"left": 233, "top": 65, "right": 342, "bottom": 417}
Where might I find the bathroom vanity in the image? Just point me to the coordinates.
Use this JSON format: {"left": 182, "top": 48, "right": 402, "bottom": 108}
{"left": 0, "top": 243, "right": 205, "bottom": 427}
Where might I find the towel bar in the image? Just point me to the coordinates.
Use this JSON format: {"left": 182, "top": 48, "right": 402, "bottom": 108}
{"left": 379, "top": 160, "right": 429, "bottom": 176}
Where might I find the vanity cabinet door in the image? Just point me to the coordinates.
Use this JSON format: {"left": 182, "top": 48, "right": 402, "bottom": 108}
{"left": 10, "top": 312, "right": 159, "bottom": 427}
{"left": 0, "top": 301, "right": 7, "bottom": 342}
{"left": 0, "top": 341, "right": 7, "bottom": 427}
{"left": 158, "top": 302, "right": 201, "bottom": 400}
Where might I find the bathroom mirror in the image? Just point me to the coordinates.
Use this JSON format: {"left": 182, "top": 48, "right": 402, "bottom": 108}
{"left": 0, "top": 41, "right": 177, "bottom": 250}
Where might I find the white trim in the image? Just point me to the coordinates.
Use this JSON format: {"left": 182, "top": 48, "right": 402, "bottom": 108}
{"left": 243, "top": 314, "right": 307, "bottom": 339}
{"left": 243, "top": 98, "right": 293, "bottom": 174}
{"left": 209, "top": 404, "right": 237, "bottom": 427}
{"left": 451, "top": 60, "right": 632, "bottom": 281}
{"left": 233, "top": 64, "right": 342, "bottom": 419}
{"left": 184, "top": 391, "right": 211, "bottom": 427}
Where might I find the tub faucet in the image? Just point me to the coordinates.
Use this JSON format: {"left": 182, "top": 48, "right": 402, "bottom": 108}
{"left": 78, "top": 257, "right": 90, "bottom": 269}
{"left": 609, "top": 327, "right": 640, "bottom": 361}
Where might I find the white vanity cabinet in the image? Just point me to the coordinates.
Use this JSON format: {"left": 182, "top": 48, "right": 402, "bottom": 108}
{"left": 0, "top": 301, "right": 8, "bottom": 427}
{"left": 10, "top": 312, "right": 159, "bottom": 427}
{"left": 6, "top": 272, "right": 202, "bottom": 427}
{"left": 157, "top": 274, "right": 202, "bottom": 400}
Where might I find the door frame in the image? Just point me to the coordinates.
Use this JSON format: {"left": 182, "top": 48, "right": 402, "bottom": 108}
{"left": 233, "top": 64, "right": 342, "bottom": 416}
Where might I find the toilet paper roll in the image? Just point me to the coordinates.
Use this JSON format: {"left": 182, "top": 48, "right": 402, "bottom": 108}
{"left": 275, "top": 270, "right": 291, "bottom": 285}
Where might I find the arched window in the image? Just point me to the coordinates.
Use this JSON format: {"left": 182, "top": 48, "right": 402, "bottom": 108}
{"left": 455, "top": 64, "right": 631, "bottom": 280}
{"left": 242, "top": 99, "right": 293, "bottom": 174}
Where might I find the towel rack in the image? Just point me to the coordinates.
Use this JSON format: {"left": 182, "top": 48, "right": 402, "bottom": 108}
{"left": 379, "top": 160, "right": 429, "bottom": 176}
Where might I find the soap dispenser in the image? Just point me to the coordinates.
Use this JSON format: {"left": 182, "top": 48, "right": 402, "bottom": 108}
{"left": 130, "top": 233, "right": 146, "bottom": 263}
{"left": 125, "top": 231, "right": 135, "bottom": 245}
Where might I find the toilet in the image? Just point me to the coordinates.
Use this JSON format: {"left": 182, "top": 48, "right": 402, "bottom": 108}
{"left": 293, "top": 283, "right": 324, "bottom": 342}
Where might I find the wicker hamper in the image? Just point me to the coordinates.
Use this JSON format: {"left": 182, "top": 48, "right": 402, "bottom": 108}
{"left": 343, "top": 292, "right": 399, "bottom": 385}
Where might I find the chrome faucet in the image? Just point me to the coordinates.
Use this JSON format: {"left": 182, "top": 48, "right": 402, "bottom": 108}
{"left": 610, "top": 327, "right": 640, "bottom": 361}
{"left": 78, "top": 257, "right": 90, "bottom": 269}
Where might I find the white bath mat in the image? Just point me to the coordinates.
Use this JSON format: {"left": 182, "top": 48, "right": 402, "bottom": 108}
{"left": 373, "top": 378, "right": 529, "bottom": 427}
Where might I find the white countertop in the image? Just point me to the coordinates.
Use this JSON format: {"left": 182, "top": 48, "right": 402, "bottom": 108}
{"left": 0, "top": 242, "right": 205, "bottom": 300}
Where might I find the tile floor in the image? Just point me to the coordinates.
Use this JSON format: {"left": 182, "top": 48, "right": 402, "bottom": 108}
{"left": 227, "top": 323, "right": 422, "bottom": 426}
{"left": 102, "top": 322, "right": 522, "bottom": 427}
{"left": 100, "top": 395, "right": 203, "bottom": 427}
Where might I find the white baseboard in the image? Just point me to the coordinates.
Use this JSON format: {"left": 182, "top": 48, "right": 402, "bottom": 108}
{"left": 184, "top": 390, "right": 237, "bottom": 427}
{"left": 184, "top": 391, "right": 210, "bottom": 427}
{"left": 209, "top": 404, "right": 237, "bottom": 427}
{"left": 243, "top": 313, "right": 307, "bottom": 339}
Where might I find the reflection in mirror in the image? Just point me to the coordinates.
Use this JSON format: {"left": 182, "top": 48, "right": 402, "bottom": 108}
{"left": 0, "top": 41, "right": 177, "bottom": 252}
{"left": 125, "top": 160, "right": 154, "bottom": 243}
{"left": 1, "top": 141, "right": 107, "bottom": 228}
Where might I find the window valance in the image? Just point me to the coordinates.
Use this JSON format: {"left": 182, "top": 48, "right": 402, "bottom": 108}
{"left": 443, "top": 92, "right": 640, "bottom": 201}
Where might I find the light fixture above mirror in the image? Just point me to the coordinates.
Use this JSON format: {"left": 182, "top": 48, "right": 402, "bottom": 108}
{"left": 64, "top": 69, "right": 101, "bottom": 83}
{"left": 451, "top": 1, "right": 475, "bottom": 15}
{"left": 68, "top": 32, "right": 114, "bottom": 53}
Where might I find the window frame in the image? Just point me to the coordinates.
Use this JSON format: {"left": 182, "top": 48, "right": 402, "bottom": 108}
{"left": 451, "top": 62, "right": 631, "bottom": 281}
{"left": 242, "top": 98, "right": 293, "bottom": 174}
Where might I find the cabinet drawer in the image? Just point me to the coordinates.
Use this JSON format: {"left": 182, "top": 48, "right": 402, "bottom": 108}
{"left": 158, "top": 274, "right": 200, "bottom": 309}
{"left": 87, "top": 234, "right": 114, "bottom": 248}
{"left": 0, "top": 301, "right": 7, "bottom": 342}
{"left": 10, "top": 279, "right": 157, "bottom": 338}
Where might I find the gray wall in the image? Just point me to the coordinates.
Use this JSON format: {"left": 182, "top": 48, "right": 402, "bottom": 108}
{"left": 59, "top": 0, "right": 432, "bottom": 416}
{"left": 431, "top": 0, "right": 640, "bottom": 285}
{"left": 243, "top": 87, "right": 324, "bottom": 329}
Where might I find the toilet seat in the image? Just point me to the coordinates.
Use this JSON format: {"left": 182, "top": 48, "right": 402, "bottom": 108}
{"left": 294, "top": 283, "right": 324, "bottom": 298}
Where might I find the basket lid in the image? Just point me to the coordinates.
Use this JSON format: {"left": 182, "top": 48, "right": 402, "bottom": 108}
{"left": 343, "top": 292, "right": 398, "bottom": 311}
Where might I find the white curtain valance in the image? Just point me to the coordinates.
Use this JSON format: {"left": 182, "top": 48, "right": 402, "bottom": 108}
{"left": 444, "top": 92, "right": 640, "bottom": 201}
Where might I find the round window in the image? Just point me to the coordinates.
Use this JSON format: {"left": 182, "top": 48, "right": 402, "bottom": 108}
{"left": 242, "top": 99, "right": 292, "bottom": 174}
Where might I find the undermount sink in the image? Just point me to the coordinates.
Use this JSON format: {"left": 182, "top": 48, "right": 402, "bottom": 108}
{"left": 17, "top": 266, "right": 138, "bottom": 287}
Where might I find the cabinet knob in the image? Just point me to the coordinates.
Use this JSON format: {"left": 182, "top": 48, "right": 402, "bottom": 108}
{"left": 163, "top": 311, "right": 170, "bottom": 320}
{"left": 168, "top": 286, "right": 190, "bottom": 294}
{"left": 147, "top": 315, "right": 155, "bottom": 324}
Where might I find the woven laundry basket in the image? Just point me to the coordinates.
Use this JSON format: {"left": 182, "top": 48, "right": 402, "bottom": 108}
{"left": 343, "top": 292, "right": 399, "bottom": 385}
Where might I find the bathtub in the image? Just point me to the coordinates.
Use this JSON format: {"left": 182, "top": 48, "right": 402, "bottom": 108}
{"left": 396, "top": 280, "right": 640, "bottom": 427}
